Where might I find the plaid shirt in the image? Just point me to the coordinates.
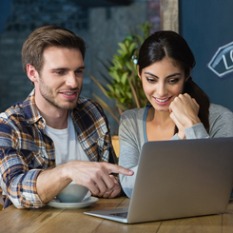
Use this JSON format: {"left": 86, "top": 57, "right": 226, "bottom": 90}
{"left": 0, "top": 90, "right": 117, "bottom": 209}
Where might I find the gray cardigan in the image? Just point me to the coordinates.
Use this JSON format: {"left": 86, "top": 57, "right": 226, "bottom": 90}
{"left": 118, "top": 104, "right": 233, "bottom": 197}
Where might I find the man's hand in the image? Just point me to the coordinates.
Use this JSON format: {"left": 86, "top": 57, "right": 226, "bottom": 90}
{"left": 99, "top": 174, "right": 122, "bottom": 198}
{"left": 67, "top": 161, "right": 133, "bottom": 198}
{"left": 37, "top": 161, "right": 133, "bottom": 203}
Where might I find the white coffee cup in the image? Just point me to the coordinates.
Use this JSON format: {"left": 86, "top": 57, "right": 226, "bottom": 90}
{"left": 57, "top": 183, "right": 89, "bottom": 203}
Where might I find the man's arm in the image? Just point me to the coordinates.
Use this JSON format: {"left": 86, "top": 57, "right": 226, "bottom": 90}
{"left": 36, "top": 161, "right": 133, "bottom": 204}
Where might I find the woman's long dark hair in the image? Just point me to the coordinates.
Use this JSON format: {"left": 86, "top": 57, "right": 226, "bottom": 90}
{"left": 137, "top": 30, "right": 210, "bottom": 132}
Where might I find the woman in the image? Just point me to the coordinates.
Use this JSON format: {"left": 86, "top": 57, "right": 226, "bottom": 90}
{"left": 118, "top": 30, "right": 233, "bottom": 197}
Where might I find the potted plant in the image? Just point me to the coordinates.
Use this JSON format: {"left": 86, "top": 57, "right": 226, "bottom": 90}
{"left": 91, "top": 22, "right": 151, "bottom": 124}
{"left": 91, "top": 23, "right": 151, "bottom": 156}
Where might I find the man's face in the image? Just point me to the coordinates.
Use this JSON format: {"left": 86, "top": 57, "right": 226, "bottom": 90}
{"left": 32, "top": 46, "right": 85, "bottom": 111}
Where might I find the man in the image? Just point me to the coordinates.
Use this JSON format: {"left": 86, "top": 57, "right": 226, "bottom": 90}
{"left": 0, "top": 25, "right": 133, "bottom": 209}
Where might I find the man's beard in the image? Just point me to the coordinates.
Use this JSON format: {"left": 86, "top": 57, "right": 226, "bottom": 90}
{"left": 39, "top": 82, "right": 81, "bottom": 110}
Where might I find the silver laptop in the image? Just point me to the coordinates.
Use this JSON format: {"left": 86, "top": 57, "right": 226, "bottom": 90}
{"left": 84, "top": 137, "right": 233, "bottom": 224}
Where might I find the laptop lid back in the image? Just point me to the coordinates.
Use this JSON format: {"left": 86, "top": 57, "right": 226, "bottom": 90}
{"left": 127, "top": 138, "right": 233, "bottom": 223}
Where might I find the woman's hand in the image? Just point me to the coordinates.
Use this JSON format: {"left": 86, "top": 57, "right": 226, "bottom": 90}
{"left": 169, "top": 93, "right": 200, "bottom": 139}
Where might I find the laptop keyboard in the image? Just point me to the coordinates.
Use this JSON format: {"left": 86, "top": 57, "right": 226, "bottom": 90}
{"left": 109, "top": 212, "right": 128, "bottom": 218}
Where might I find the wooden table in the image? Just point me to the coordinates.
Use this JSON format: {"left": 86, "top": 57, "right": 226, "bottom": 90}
{"left": 1, "top": 197, "right": 233, "bottom": 233}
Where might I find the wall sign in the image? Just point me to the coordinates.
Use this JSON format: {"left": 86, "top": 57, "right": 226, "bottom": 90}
{"left": 208, "top": 41, "right": 233, "bottom": 78}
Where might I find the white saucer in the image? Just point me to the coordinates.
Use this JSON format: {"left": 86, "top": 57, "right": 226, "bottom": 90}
{"left": 48, "top": 197, "right": 98, "bottom": 209}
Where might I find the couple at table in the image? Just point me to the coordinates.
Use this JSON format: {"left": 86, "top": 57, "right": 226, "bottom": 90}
{"left": 0, "top": 25, "right": 232, "bottom": 209}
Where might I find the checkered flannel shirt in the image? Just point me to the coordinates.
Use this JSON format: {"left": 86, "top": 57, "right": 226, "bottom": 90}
{"left": 0, "top": 90, "right": 117, "bottom": 209}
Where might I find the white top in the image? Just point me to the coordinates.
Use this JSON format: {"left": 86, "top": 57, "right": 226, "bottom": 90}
{"left": 45, "top": 115, "right": 89, "bottom": 165}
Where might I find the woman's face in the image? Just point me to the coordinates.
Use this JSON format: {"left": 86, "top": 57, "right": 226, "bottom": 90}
{"left": 139, "top": 56, "right": 186, "bottom": 112}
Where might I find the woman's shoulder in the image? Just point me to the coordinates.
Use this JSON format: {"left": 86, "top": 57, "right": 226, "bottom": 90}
{"left": 209, "top": 103, "right": 233, "bottom": 122}
{"left": 121, "top": 107, "right": 146, "bottom": 119}
{"left": 209, "top": 103, "right": 233, "bottom": 114}
{"left": 119, "top": 108, "right": 146, "bottom": 139}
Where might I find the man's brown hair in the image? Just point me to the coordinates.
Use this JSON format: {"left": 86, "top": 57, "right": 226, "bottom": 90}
{"left": 21, "top": 25, "right": 86, "bottom": 73}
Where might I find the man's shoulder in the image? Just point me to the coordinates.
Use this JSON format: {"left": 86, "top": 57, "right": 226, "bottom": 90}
{"left": 0, "top": 102, "right": 26, "bottom": 135}
{"left": 0, "top": 93, "right": 37, "bottom": 126}
{"left": 76, "top": 96, "right": 104, "bottom": 114}
{"left": 72, "top": 97, "right": 109, "bottom": 134}
{"left": 0, "top": 90, "right": 36, "bottom": 121}
{"left": 77, "top": 96, "right": 94, "bottom": 105}
{"left": 72, "top": 97, "right": 107, "bottom": 126}
{"left": 0, "top": 102, "right": 24, "bottom": 120}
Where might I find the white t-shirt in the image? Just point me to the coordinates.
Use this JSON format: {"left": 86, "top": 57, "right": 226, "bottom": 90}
{"left": 45, "top": 115, "right": 89, "bottom": 165}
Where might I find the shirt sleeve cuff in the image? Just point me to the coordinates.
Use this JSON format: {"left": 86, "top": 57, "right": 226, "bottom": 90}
{"left": 185, "top": 123, "right": 209, "bottom": 139}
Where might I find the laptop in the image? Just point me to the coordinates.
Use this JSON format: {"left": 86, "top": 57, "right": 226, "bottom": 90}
{"left": 84, "top": 137, "right": 233, "bottom": 224}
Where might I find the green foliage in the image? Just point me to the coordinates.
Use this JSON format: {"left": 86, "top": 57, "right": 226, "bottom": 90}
{"left": 91, "top": 22, "right": 151, "bottom": 123}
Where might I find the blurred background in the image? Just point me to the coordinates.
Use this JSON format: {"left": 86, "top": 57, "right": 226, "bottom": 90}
{"left": 0, "top": 0, "right": 232, "bottom": 134}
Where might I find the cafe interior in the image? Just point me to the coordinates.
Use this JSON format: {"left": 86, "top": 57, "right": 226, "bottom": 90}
{"left": 1, "top": 0, "right": 233, "bottom": 232}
